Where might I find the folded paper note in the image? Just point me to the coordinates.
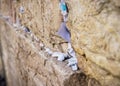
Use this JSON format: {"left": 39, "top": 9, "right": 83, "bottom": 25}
{"left": 57, "top": 22, "right": 71, "bottom": 42}
{"left": 52, "top": 52, "right": 67, "bottom": 61}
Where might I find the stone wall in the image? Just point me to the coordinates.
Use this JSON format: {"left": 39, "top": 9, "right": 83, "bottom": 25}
{"left": 0, "top": 0, "right": 120, "bottom": 86}
{"left": 67, "top": 0, "right": 120, "bottom": 86}
{"left": 0, "top": 19, "right": 94, "bottom": 86}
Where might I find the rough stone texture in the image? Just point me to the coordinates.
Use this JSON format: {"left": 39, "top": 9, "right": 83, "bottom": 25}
{"left": 0, "top": 0, "right": 120, "bottom": 86}
{"left": 0, "top": 19, "right": 94, "bottom": 86}
{"left": 67, "top": 0, "right": 120, "bottom": 86}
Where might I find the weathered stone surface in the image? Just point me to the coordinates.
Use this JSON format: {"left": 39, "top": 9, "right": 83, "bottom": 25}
{"left": 0, "top": 0, "right": 120, "bottom": 86}
{"left": 0, "top": 19, "right": 100, "bottom": 86}
{"left": 67, "top": 0, "right": 120, "bottom": 86}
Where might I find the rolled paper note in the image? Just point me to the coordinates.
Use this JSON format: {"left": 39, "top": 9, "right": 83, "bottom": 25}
{"left": 45, "top": 48, "right": 50, "bottom": 52}
{"left": 57, "top": 22, "right": 71, "bottom": 42}
{"left": 19, "top": 6, "right": 24, "bottom": 13}
{"left": 45, "top": 48, "right": 53, "bottom": 55}
{"left": 13, "top": 23, "right": 18, "bottom": 28}
{"left": 68, "top": 48, "right": 76, "bottom": 58}
{"left": 68, "top": 43, "right": 72, "bottom": 49}
{"left": 39, "top": 43, "right": 44, "bottom": 47}
{"left": 67, "top": 57, "right": 77, "bottom": 66}
{"left": 60, "top": 2, "right": 67, "bottom": 12}
{"left": 48, "top": 51, "right": 53, "bottom": 55}
{"left": 52, "top": 52, "right": 60, "bottom": 57}
{"left": 24, "top": 27, "right": 30, "bottom": 32}
{"left": 57, "top": 54, "right": 65, "bottom": 61}
{"left": 52, "top": 52, "right": 65, "bottom": 61}
{"left": 71, "top": 64, "right": 78, "bottom": 71}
